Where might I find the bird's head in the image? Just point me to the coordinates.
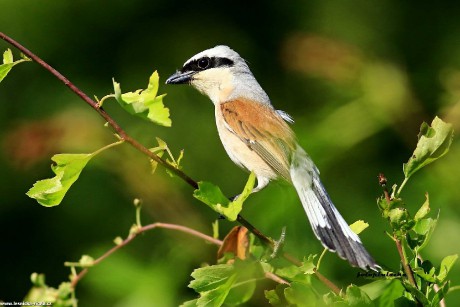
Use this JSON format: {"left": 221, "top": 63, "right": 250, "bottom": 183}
{"left": 166, "top": 46, "right": 269, "bottom": 104}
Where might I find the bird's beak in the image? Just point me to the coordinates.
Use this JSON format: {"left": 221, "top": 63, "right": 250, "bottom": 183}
{"left": 165, "top": 70, "right": 195, "bottom": 85}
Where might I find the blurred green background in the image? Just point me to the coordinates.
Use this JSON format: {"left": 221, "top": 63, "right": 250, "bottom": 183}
{"left": 1, "top": 0, "right": 459, "bottom": 305}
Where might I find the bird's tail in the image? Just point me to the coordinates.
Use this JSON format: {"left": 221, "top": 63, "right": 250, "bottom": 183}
{"left": 290, "top": 147, "right": 378, "bottom": 270}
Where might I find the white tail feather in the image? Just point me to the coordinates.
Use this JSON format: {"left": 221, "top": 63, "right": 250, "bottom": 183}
{"left": 290, "top": 147, "right": 378, "bottom": 270}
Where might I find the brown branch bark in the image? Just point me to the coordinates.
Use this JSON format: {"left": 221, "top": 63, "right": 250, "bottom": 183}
{"left": 70, "top": 222, "right": 290, "bottom": 289}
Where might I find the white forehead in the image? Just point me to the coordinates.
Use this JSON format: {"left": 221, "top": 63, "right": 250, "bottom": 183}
{"left": 184, "top": 45, "right": 242, "bottom": 66}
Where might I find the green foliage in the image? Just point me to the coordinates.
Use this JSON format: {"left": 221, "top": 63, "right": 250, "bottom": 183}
{"left": 113, "top": 71, "right": 171, "bottom": 127}
{"left": 149, "top": 137, "right": 184, "bottom": 176}
{"left": 349, "top": 220, "right": 369, "bottom": 235}
{"left": 26, "top": 153, "right": 93, "bottom": 207}
{"left": 0, "top": 48, "right": 30, "bottom": 82}
{"left": 24, "top": 273, "right": 76, "bottom": 307}
{"left": 184, "top": 260, "right": 264, "bottom": 306}
{"left": 193, "top": 172, "right": 255, "bottom": 221}
{"left": 26, "top": 141, "right": 123, "bottom": 206}
{"left": 375, "top": 117, "right": 457, "bottom": 306}
{"left": 401, "top": 117, "right": 454, "bottom": 193}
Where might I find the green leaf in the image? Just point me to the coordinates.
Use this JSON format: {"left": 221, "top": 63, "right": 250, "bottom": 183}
{"left": 414, "top": 193, "right": 430, "bottom": 221}
{"left": 359, "top": 279, "right": 403, "bottom": 304}
{"left": 284, "top": 282, "right": 318, "bottom": 306}
{"left": 26, "top": 154, "right": 92, "bottom": 206}
{"left": 113, "top": 71, "right": 171, "bottom": 127}
{"left": 412, "top": 218, "right": 434, "bottom": 235}
{"left": 350, "top": 220, "right": 369, "bottom": 235}
{"left": 193, "top": 172, "right": 255, "bottom": 221}
{"left": 276, "top": 264, "right": 311, "bottom": 284}
{"left": 189, "top": 260, "right": 262, "bottom": 307}
{"left": 265, "top": 284, "right": 289, "bottom": 306}
{"left": 0, "top": 49, "right": 30, "bottom": 83}
{"left": 26, "top": 141, "right": 122, "bottom": 207}
{"left": 345, "top": 284, "right": 374, "bottom": 306}
{"left": 437, "top": 254, "right": 458, "bottom": 282}
{"left": 388, "top": 208, "right": 415, "bottom": 234}
{"left": 3, "top": 48, "right": 13, "bottom": 63}
{"left": 402, "top": 281, "right": 430, "bottom": 306}
{"left": 194, "top": 181, "right": 231, "bottom": 214}
{"left": 413, "top": 266, "right": 436, "bottom": 283}
{"left": 225, "top": 260, "right": 262, "bottom": 306}
{"left": 403, "top": 117, "right": 454, "bottom": 179}
{"left": 265, "top": 289, "right": 281, "bottom": 306}
{"left": 300, "top": 254, "right": 317, "bottom": 275}
{"left": 412, "top": 216, "right": 437, "bottom": 252}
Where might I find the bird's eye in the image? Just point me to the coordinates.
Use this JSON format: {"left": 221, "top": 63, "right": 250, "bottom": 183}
{"left": 197, "top": 57, "right": 210, "bottom": 70}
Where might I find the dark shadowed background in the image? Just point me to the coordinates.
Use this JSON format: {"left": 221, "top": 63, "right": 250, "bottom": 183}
{"left": 1, "top": 0, "right": 459, "bottom": 305}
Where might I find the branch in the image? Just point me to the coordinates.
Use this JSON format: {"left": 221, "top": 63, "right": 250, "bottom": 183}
{"left": 69, "top": 222, "right": 290, "bottom": 289}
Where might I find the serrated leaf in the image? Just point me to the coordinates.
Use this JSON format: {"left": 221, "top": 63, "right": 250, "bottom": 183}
{"left": 113, "top": 71, "right": 171, "bottom": 126}
{"left": 26, "top": 154, "right": 92, "bottom": 206}
{"left": 350, "top": 220, "right": 369, "bottom": 235}
{"left": 414, "top": 193, "right": 430, "bottom": 221}
{"left": 193, "top": 172, "right": 255, "bottom": 221}
{"left": 189, "top": 264, "right": 235, "bottom": 292}
{"left": 300, "top": 254, "right": 317, "bottom": 275}
{"left": 189, "top": 261, "right": 262, "bottom": 307}
{"left": 437, "top": 254, "right": 458, "bottom": 282}
{"left": 403, "top": 117, "right": 453, "bottom": 179}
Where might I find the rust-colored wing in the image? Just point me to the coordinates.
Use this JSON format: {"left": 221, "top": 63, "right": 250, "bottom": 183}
{"left": 220, "top": 99, "right": 296, "bottom": 182}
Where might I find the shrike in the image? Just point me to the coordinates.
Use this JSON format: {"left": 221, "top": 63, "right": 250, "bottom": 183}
{"left": 166, "top": 45, "right": 378, "bottom": 270}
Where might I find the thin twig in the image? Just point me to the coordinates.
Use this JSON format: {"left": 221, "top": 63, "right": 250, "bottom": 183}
{"left": 394, "top": 236, "right": 418, "bottom": 288}
{"left": 265, "top": 272, "right": 290, "bottom": 285}
{"left": 70, "top": 222, "right": 290, "bottom": 289}
{"left": 314, "top": 268, "right": 342, "bottom": 295}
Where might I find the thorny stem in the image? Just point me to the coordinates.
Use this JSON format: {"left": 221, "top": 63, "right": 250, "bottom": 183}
{"left": 0, "top": 32, "right": 341, "bottom": 296}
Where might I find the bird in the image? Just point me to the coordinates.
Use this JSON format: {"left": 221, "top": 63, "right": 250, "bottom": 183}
{"left": 166, "top": 45, "right": 378, "bottom": 270}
